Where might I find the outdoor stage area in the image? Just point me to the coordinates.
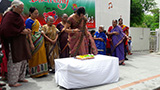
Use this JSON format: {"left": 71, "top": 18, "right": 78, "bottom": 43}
{"left": 1, "top": 52, "right": 160, "bottom": 90}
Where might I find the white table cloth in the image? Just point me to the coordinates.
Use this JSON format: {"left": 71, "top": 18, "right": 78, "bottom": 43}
{"left": 55, "top": 55, "right": 119, "bottom": 89}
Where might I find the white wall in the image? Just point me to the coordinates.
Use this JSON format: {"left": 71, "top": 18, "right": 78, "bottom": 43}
{"left": 157, "top": 29, "right": 160, "bottom": 52}
{"left": 95, "top": 0, "right": 130, "bottom": 30}
{"left": 155, "top": 0, "right": 160, "bottom": 8}
{"left": 156, "top": 29, "right": 160, "bottom": 53}
{"left": 130, "top": 27, "right": 150, "bottom": 52}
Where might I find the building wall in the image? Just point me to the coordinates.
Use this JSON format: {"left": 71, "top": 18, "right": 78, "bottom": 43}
{"left": 130, "top": 27, "right": 150, "bottom": 52}
{"left": 155, "top": 0, "right": 160, "bottom": 8}
{"left": 94, "top": 0, "right": 151, "bottom": 52}
{"left": 95, "top": 0, "right": 130, "bottom": 30}
{"left": 155, "top": 0, "right": 160, "bottom": 53}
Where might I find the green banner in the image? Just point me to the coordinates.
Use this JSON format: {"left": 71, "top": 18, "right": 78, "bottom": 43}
{"left": 0, "top": 0, "right": 95, "bottom": 28}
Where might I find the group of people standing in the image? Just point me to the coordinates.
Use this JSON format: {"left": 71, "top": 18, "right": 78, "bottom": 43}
{"left": 92, "top": 19, "right": 131, "bottom": 65}
{"left": 0, "top": 0, "right": 132, "bottom": 88}
{"left": 0, "top": 0, "right": 98, "bottom": 87}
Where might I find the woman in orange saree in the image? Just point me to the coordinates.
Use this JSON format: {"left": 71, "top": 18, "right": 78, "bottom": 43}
{"left": 25, "top": 7, "right": 48, "bottom": 77}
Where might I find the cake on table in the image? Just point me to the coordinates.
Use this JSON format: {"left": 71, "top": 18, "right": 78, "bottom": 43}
{"left": 75, "top": 54, "right": 94, "bottom": 60}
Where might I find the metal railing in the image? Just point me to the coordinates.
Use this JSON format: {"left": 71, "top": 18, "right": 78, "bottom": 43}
{"left": 149, "top": 30, "right": 159, "bottom": 52}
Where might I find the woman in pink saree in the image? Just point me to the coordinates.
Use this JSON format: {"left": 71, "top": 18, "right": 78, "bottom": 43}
{"left": 64, "top": 7, "right": 97, "bottom": 56}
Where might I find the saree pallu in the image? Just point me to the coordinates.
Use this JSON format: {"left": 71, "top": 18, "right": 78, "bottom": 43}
{"left": 56, "top": 23, "right": 69, "bottom": 58}
{"left": 69, "top": 31, "right": 97, "bottom": 56}
{"left": 28, "top": 32, "right": 48, "bottom": 77}
{"left": 67, "top": 16, "right": 97, "bottom": 56}
{"left": 69, "top": 31, "right": 87, "bottom": 56}
{"left": 111, "top": 26, "right": 125, "bottom": 61}
{"left": 121, "top": 25, "right": 129, "bottom": 36}
{"left": 94, "top": 32, "right": 106, "bottom": 55}
{"left": 96, "top": 41, "right": 106, "bottom": 55}
{"left": 87, "top": 32, "right": 98, "bottom": 55}
{"left": 45, "top": 42, "right": 59, "bottom": 69}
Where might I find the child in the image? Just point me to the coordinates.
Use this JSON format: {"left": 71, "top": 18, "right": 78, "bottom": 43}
{"left": 128, "top": 36, "right": 132, "bottom": 55}
{"left": 90, "top": 30, "right": 95, "bottom": 37}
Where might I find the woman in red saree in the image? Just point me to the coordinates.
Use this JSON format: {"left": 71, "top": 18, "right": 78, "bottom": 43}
{"left": 64, "top": 7, "right": 97, "bottom": 57}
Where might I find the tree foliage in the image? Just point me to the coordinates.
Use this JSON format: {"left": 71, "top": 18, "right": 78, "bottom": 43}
{"left": 130, "top": 0, "right": 158, "bottom": 30}
{"left": 142, "top": 8, "right": 159, "bottom": 30}
{"left": 149, "top": 8, "right": 159, "bottom": 30}
{"left": 142, "top": 0, "right": 157, "bottom": 11}
{"left": 131, "top": 0, "right": 144, "bottom": 26}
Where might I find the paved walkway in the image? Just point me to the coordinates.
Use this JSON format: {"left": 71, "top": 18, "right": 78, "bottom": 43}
{"left": 2, "top": 52, "right": 160, "bottom": 90}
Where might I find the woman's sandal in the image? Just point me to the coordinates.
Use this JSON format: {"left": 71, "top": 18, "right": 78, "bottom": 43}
{"left": 119, "top": 62, "right": 125, "bottom": 65}
{"left": 9, "top": 83, "right": 22, "bottom": 87}
{"left": 18, "top": 79, "right": 28, "bottom": 82}
{"left": 0, "top": 83, "right": 6, "bottom": 87}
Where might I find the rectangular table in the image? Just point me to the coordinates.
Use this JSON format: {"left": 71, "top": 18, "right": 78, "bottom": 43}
{"left": 55, "top": 55, "right": 119, "bottom": 89}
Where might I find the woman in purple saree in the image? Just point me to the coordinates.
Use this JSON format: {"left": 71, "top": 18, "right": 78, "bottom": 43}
{"left": 108, "top": 20, "right": 126, "bottom": 65}
{"left": 56, "top": 14, "right": 69, "bottom": 58}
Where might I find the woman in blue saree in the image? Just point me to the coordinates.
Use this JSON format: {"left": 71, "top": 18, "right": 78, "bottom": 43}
{"left": 94, "top": 25, "right": 107, "bottom": 55}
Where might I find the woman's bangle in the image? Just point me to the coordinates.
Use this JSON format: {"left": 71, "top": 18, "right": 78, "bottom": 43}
{"left": 72, "top": 29, "right": 74, "bottom": 33}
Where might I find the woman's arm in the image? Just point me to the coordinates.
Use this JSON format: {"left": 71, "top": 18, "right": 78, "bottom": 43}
{"left": 28, "top": 33, "right": 35, "bottom": 50}
{"left": 52, "top": 34, "right": 58, "bottom": 44}
{"left": 93, "top": 33, "right": 104, "bottom": 41}
{"left": 25, "top": 19, "right": 35, "bottom": 50}
{"left": 64, "top": 21, "right": 80, "bottom": 33}
{"left": 84, "top": 26, "right": 89, "bottom": 37}
{"left": 107, "top": 31, "right": 119, "bottom": 35}
{"left": 94, "top": 37, "right": 104, "bottom": 41}
{"left": 41, "top": 25, "right": 53, "bottom": 43}
{"left": 54, "top": 33, "right": 58, "bottom": 42}
{"left": 41, "top": 31, "right": 53, "bottom": 43}
{"left": 20, "top": 29, "right": 31, "bottom": 35}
